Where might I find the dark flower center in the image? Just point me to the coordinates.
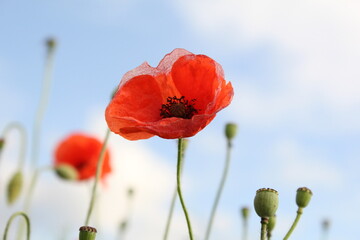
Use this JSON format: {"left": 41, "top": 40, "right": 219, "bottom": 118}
{"left": 160, "top": 96, "right": 198, "bottom": 119}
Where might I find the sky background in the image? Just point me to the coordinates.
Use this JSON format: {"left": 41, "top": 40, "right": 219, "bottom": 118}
{"left": 0, "top": 0, "right": 359, "bottom": 240}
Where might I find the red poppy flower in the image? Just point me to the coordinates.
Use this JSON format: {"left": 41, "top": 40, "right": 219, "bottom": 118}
{"left": 54, "top": 133, "right": 111, "bottom": 181}
{"left": 105, "top": 48, "right": 234, "bottom": 140}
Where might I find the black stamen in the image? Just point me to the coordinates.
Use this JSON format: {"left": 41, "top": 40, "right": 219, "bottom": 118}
{"left": 160, "top": 96, "right": 198, "bottom": 119}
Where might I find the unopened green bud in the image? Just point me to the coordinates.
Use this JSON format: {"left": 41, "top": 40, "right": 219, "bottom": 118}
{"left": 46, "top": 38, "right": 56, "bottom": 51}
{"left": 254, "top": 188, "right": 279, "bottom": 218}
{"left": 241, "top": 207, "right": 250, "bottom": 219}
{"left": 55, "top": 164, "right": 78, "bottom": 180}
{"left": 296, "top": 187, "right": 312, "bottom": 208}
{"left": 7, "top": 171, "right": 23, "bottom": 205}
{"left": 225, "top": 123, "right": 237, "bottom": 141}
{"left": 267, "top": 215, "right": 276, "bottom": 232}
{"left": 79, "top": 226, "right": 97, "bottom": 240}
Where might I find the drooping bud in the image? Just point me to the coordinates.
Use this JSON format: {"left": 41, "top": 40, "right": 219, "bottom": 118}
{"left": 79, "top": 226, "right": 97, "bottom": 240}
{"left": 296, "top": 187, "right": 312, "bottom": 208}
{"left": 7, "top": 171, "right": 23, "bottom": 205}
{"left": 254, "top": 188, "right": 279, "bottom": 218}
{"left": 241, "top": 206, "right": 250, "bottom": 220}
{"left": 225, "top": 123, "right": 237, "bottom": 141}
{"left": 55, "top": 164, "right": 78, "bottom": 181}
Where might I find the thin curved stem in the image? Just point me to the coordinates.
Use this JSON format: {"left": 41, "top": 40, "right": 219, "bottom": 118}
{"left": 204, "top": 140, "right": 233, "bottom": 240}
{"left": 163, "top": 140, "right": 186, "bottom": 240}
{"left": 0, "top": 122, "right": 27, "bottom": 168}
{"left": 17, "top": 166, "right": 51, "bottom": 240}
{"left": 3, "top": 212, "right": 31, "bottom": 240}
{"left": 31, "top": 40, "right": 56, "bottom": 168}
{"left": 84, "top": 129, "right": 111, "bottom": 226}
{"left": 176, "top": 138, "right": 194, "bottom": 240}
{"left": 163, "top": 187, "right": 178, "bottom": 240}
{"left": 283, "top": 208, "right": 303, "bottom": 240}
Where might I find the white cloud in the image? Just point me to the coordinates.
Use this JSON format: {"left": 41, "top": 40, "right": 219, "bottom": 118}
{"left": 270, "top": 139, "right": 343, "bottom": 189}
{"left": 175, "top": 0, "right": 360, "bottom": 132}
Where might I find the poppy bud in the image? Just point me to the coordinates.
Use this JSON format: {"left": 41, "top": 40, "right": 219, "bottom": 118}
{"left": 296, "top": 187, "right": 312, "bottom": 208}
{"left": 254, "top": 188, "right": 279, "bottom": 218}
{"left": 7, "top": 171, "right": 23, "bottom": 205}
{"left": 55, "top": 164, "right": 78, "bottom": 181}
{"left": 46, "top": 38, "right": 56, "bottom": 51}
{"left": 225, "top": 123, "right": 237, "bottom": 141}
{"left": 267, "top": 215, "right": 276, "bottom": 232}
{"left": 0, "top": 138, "right": 4, "bottom": 151}
{"left": 241, "top": 206, "right": 250, "bottom": 220}
{"left": 79, "top": 226, "right": 97, "bottom": 240}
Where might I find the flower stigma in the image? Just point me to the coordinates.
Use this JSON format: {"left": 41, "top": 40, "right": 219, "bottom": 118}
{"left": 160, "top": 96, "right": 198, "bottom": 119}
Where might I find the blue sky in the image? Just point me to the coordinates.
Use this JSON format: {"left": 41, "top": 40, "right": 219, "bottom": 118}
{"left": 1, "top": 0, "right": 359, "bottom": 240}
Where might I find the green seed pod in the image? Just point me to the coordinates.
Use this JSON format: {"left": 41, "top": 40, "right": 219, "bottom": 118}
{"left": 254, "top": 188, "right": 279, "bottom": 218}
{"left": 79, "top": 226, "right": 97, "bottom": 240}
{"left": 225, "top": 123, "right": 238, "bottom": 141}
{"left": 241, "top": 206, "right": 250, "bottom": 220}
{"left": 296, "top": 187, "right": 313, "bottom": 208}
{"left": 55, "top": 164, "right": 78, "bottom": 181}
{"left": 7, "top": 171, "right": 23, "bottom": 205}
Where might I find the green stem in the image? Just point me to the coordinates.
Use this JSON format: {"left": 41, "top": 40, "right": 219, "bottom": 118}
{"left": 84, "top": 129, "right": 111, "bottom": 226}
{"left": 260, "top": 218, "right": 268, "bottom": 240}
{"left": 176, "top": 138, "right": 194, "bottom": 240}
{"left": 17, "top": 166, "right": 51, "bottom": 240}
{"left": 31, "top": 40, "right": 56, "bottom": 168}
{"left": 163, "top": 187, "right": 178, "bottom": 240}
{"left": 163, "top": 141, "right": 186, "bottom": 240}
{"left": 0, "top": 122, "right": 27, "bottom": 168}
{"left": 204, "top": 140, "right": 233, "bottom": 240}
{"left": 3, "top": 212, "right": 31, "bottom": 240}
{"left": 283, "top": 208, "right": 303, "bottom": 240}
{"left": 242, "top": 220, "right": 248, "bottom": 240}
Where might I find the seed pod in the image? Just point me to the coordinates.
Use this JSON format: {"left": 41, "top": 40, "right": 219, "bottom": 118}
{"left": 254, "top": 188, "right": 279, "bottom": 218}
{"left": 79, "top": 226, "right": 97, "bottom": 240}
{"left": 225, "top": 123, "right": 238, "bottom": 141}
{"left": 296, "top": 187, "right": 313, "bottom": 208}
{"left": 241, "top": 206, "right": 250, "bottom": 220}
{"left": 7, "top": 171, "right": 23, "bottom": 205}
{"left": 55, "top": 164, "right": 78, "bottom": 181}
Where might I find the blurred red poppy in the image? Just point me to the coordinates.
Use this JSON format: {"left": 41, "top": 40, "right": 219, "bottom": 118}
{"left": 54, "top": 133, "right": 111, "bottom": 180}
{"left": 106, "top": 48, "right": 233, "bottom": 140}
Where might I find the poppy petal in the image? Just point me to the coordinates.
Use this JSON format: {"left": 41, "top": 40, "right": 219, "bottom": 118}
{"left": 170, "top": 54, "right": 225, "bottom": 113}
